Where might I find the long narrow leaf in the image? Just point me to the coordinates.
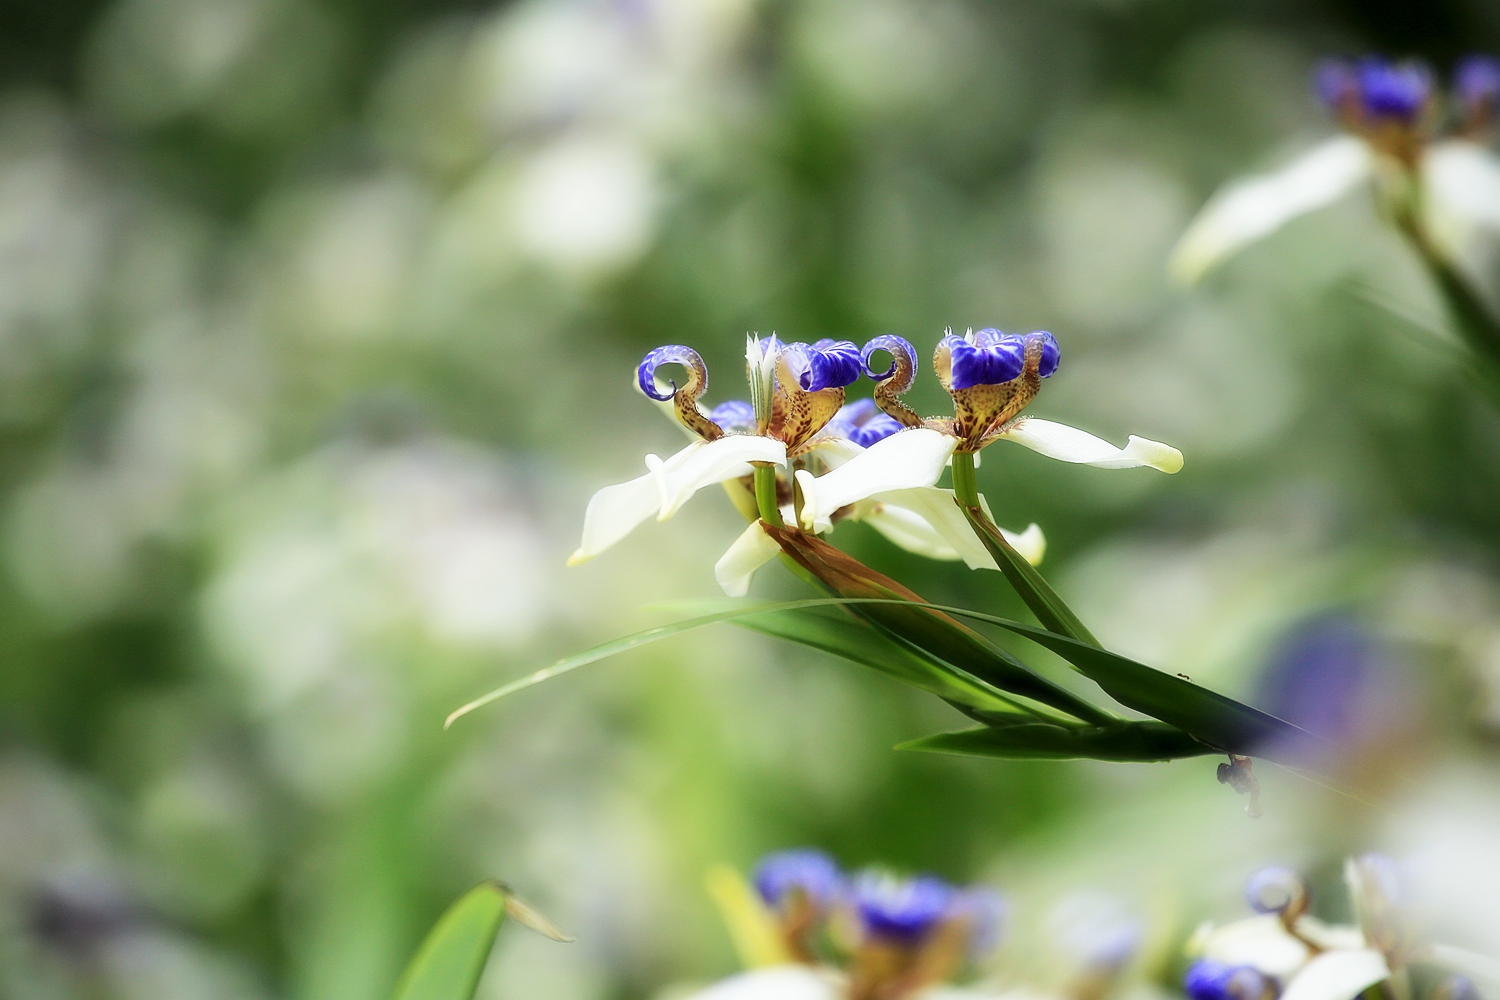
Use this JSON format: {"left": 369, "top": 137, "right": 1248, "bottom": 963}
{"left": 960, "top": 503, "right": 1100, "bottom": 646}
{"left": 826, "top": 597, "right": 1327, "bottom": 768}
{"left": 711, "top": 603, "right": 1068, "bottom": 723}
{"left": 899, "top": 722, "right": 1214, "bottom": 762}
{"left": 766, "top": 526, "right": 1118, "bottom": 725}
{"left": 446, "top": 598, "right": 1318, "bottom": 771}
{"left": 390, "top": 882, "right": 508, "bottom": 1000}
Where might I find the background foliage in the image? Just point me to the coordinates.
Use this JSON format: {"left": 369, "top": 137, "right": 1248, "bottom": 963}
{"left": 2, "top": 0, "right": 1499, "bottom": 997}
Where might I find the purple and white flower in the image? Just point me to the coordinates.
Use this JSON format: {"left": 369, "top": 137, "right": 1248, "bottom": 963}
{"left": 794, "top": 330, "right": 1181, "bottom": 545}
{"left": 1171, "top": 54, "right": 1500, "bottom": 284}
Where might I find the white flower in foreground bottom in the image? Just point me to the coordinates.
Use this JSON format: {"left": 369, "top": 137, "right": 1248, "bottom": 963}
{"left": 687, "top": 965, "right": 841, "bottom": 1000}
{"left": 1170, "top": 55, "right": 1500, "bottom": 284}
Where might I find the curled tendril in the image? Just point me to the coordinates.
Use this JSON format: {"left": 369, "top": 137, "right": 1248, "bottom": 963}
{"left": 637, "top": 345, "right": 724, "bottom": 441}
{"left": 861, "top": 335, "right": 923, "bottom": 429}
{"left": 1244, "top": 867, "right": 1309, "bottom": 926}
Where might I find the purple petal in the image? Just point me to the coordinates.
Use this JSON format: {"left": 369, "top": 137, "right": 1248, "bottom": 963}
{"left": 708, "top": 400, "right": 756, "bottom": 433}
{"left": 1456, "top": 55, "right": 1500, "bottom": 111}
{"left": 1030, "top": 330, "right": 1060, "bottom": 378}
{"left": 1184, "top": 960, "right": 1268, "bottom": 1000}
{"left": 1315, "top": 58, "right": 1358, "bottom": 110}
{"left": 785, "top": 340, "right": 864, "bottom": 392}
{"left": 853, "top": 872, "right": 954, "bottom": 941}
{"left": 752, "top": 849, "right": 844, "bottom": 911}
{"left": 1355, "top": 57, "right": 1433, "bottom": 121}
{"left": 948, "top": 335, "right": 1024, "bottom": 390}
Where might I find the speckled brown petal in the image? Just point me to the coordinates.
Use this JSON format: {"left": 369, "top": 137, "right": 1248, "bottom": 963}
{"left": 771, "top": 352, "right": 845, "bottom": 455}
{"left": 958, "top": 336, "right": 1046, "bottom": 451}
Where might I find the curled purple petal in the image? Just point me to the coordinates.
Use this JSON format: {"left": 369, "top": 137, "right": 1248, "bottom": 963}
{"left": 853, "top": 871, "right": 954, "bottom": 941}
{"left": 1184, "top": 960, "right": 1268, "bottom": 1000}
{"left": 1456, "top": 55, "right": 1500, "bottom": 112}
{"left": 948, "top": 333, "right": 1024, "bottom": 390}
{"left": 638, "top": 345, "right": 707, "bottom": 402}
{"left": 753, "top": 849, "right": 843, "bottom": 911}
{"left": 1315, "top": 58, "right": 1358, "bottom": 110}
{"left": 708, "top": 400, "right": 755, "bottom": 434}
{"left": 1244, "top": 867, "right": 1305, "bottom": 916}
{"left": 861, "top": 335, "right": 918, "bottom": 381}
{"left": 1355, "top": 57, "right": 1433, "bottom": 121}
{"left": 784, "top": 340, "right": 864, "bottom": 392}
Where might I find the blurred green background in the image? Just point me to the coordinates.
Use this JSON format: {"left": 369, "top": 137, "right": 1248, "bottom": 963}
{"left": 2, "top": 0, "right": 1500, "bottom": 997}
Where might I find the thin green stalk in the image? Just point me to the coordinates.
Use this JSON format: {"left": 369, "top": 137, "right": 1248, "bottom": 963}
{"left": 752, "top": 463, "right": 783, "bottom": 527}
{"left": 951, "top": 450, "right": 980, "bottom": 507}
{"left": 952, "top": 450, "right": 1102, "bottom": 647}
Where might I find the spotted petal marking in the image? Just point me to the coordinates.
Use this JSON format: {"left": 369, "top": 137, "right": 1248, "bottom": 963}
{"left": 638, "top": 345, "right": 725, "bottom": 441}
{"left": 770, "top": 341, "right": 862, "bottom": 455}
{"left": 935, "top": 330, "right": 1056, "bottom": 451}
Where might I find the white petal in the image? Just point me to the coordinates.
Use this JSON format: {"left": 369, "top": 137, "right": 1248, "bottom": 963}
{"left": 714, "top": 521, "right": 783, "bottom": 597}
{"left": 1423, "top": 139, "right": 1500, "bottom": 256}
{"left": 852, "top": 488, "right": 1045, "bottom": 569}
{"left": 1169, "top": 135, "right": 1374, "bottom": 284}
{"left": 1201, "top": 915, "right": 1312, "bottom": 980}
{"left": 795, "top": 429, "right": 957, "bottom": 532}
{"left": 569, "top": 441, "right": 706, "bottom": 565}
{"left": 1280, "top": 950, "right": 1389, "bottom": 1000}
{"left": 657, "top": 435, "right": 787, "bottom": 520}
{"left": 998, "top": 417, "right": 1183, "bottom": 473}
{"left": 686, "top": 966, "right": 842, "bottom": 1000}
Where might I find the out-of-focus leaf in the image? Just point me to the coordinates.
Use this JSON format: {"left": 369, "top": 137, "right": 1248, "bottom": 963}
{"left": 898, "top": 722, "right": 1214, "bottom": 762}
{"left": 960, "top": 504, "right": 1100, "bottom": 646}
{"left": 390, "top": 882, "right": 508, "bottom": 1000}
{"left": 391, "top": 882, "right": 573, "bottom": 1000}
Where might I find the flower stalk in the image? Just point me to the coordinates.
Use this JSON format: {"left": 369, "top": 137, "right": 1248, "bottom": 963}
{"left": 753, "top": 463, "right": 784, "bottom": 527}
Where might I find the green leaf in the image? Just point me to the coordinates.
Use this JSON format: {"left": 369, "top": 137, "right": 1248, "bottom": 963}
{"left": 390, "top": 882, "right": 508, "bottom": 1000}
{"left": 444, "top": 597, "right": 1323, "bottom": 770}
{"left": 960, "top": 503, "right": 1101, "bottom": 646}
{"left": 899, "top": 721, "right": 1215, "bottom": 762}
{"left": 714, "top": 603, "right": 1058, "bottom": 722}
{"left": 391, "top": 883, "right": 573, "bottom": 1000}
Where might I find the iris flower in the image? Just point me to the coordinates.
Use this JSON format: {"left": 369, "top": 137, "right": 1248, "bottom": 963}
{"left": 570, "top": 335, "right": 1053, "bottom": 596}
{"left": 794, "top": 330, "right": 1182, "bottom": 548}
{"left": 1182, "top": 859, "right": 1495, "bottom": 1000}
{"left": 1170, "top": 55, "right": 1500, "bottom": 285}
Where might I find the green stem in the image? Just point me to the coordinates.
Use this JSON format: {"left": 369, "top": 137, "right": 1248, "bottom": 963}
{"left": 951, "top": 450, "right": 980, "bottom": 507}
{"left": 752, "top": 463, "right": 783, "bottom": 527}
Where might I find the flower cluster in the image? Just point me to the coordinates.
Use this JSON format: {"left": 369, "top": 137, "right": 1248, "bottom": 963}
{"left": 698, "top": 848, "right": 1006, "bottom": 1000}
{"left": 570, "top": 331, "right": 1181, "bottom": 596}
{"left": 1170, "top": 54, "right": 1500, "bottom": 285}
{"left": 1183, "top": 857, "right": 1489, "bottom": 1000}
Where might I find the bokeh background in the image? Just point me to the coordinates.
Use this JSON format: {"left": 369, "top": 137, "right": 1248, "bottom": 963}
{"left": 3, "top": 0, "right": 1500, "bottom": 997}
